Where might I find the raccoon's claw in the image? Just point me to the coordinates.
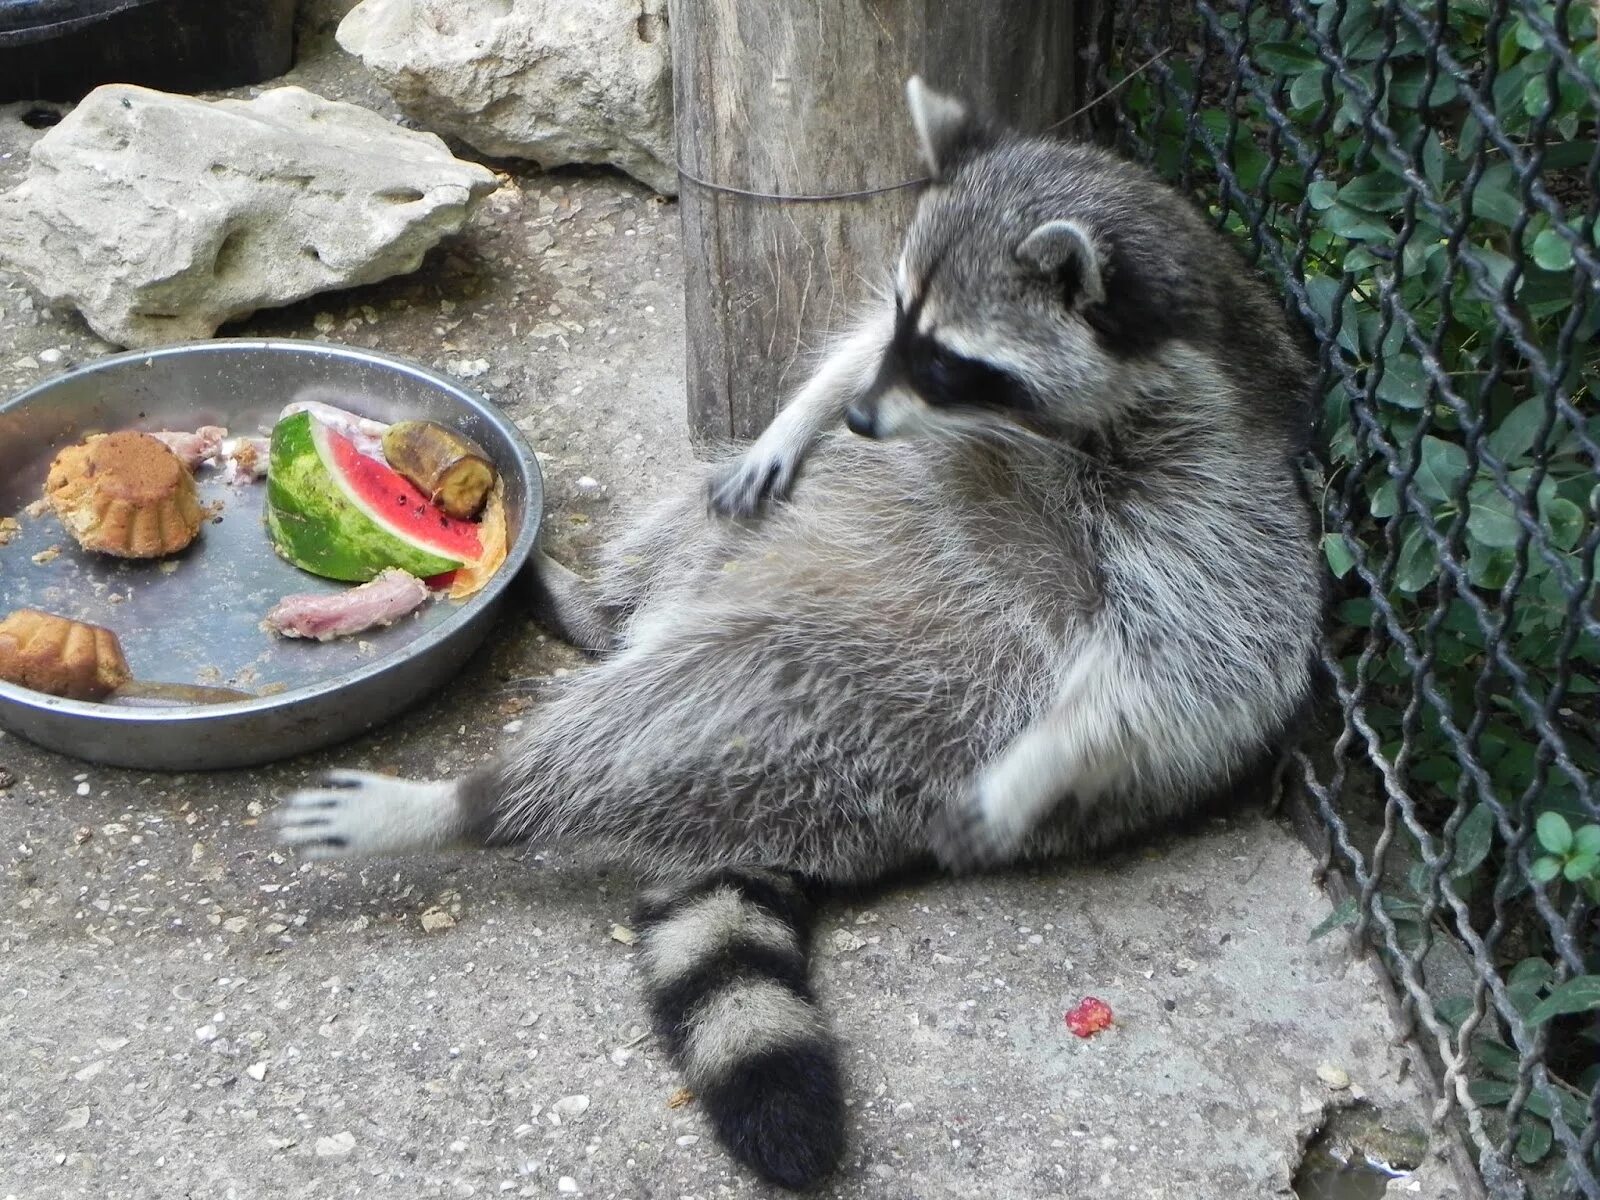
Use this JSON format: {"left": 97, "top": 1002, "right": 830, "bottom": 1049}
{"left": 272, "top": 770, "right": 464, "bottom": 860}
{"left": 707, "top": 450, "right": 799, "bottom": 519}
{"left": 928, "top": 785, "right": 1018, "bottom": 874}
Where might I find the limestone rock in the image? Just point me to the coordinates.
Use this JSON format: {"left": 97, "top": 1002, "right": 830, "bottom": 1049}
{"left": 337, "top": 0, "right": 676, "bottom": 196}
{"left": 0, "top": 85, "right": 499, "bottom": 349}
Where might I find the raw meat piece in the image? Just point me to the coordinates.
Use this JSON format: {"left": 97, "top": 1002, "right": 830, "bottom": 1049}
{"left": 264, "top": 568, "right": 430, "bottom": 642}
{"left": 149, "top": 425, "right": 228, "bottom": 469}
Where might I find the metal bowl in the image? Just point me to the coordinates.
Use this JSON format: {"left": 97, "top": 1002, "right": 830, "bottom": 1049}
{"left": 0, "top": 339, "right": 542, "bottom": 770}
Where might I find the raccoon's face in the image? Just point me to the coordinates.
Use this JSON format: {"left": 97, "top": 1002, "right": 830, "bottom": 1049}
{"left": 846, "top": 79, "right": 1226, "bottom": 445}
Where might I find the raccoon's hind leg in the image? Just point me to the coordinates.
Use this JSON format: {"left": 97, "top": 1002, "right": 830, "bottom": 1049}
{"left": 636, "top": 870, "right": 843, "bottom": 1189}
{"left": 707, "top": 303, "right": 892, "bottom": 518}
{"left": 520, "top": 549, "right": 622, "bottom": 656}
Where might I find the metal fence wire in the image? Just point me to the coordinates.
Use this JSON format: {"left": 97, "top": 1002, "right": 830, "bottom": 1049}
{"left": 1083, "top": 1, "right": 1600, "bottom": 1196}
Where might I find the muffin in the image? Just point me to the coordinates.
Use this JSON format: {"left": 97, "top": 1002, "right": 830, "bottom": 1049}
{"left": 45, "top": 431, "right": 203, "bottom": 558}
{"left": 0, "top": 609, "right": 131, "bottom": 700}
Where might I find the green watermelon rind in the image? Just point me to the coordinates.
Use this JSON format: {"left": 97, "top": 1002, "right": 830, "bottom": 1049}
{"left": 266, "top": 411, "right": 467, "bottom": 582}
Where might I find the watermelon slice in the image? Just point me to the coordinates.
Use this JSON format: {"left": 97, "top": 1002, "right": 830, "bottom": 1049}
{"left": 266, "top": 410, "right": 484, "bottom": 582}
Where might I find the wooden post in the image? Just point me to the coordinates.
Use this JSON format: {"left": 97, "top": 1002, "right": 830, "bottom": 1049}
{"left": 673, "top": 1, "right": 1079, "bottom": 448}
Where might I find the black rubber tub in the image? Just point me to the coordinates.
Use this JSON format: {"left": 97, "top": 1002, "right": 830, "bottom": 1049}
{"left": 0, "top": 0, "right": 297, "bottom": 102}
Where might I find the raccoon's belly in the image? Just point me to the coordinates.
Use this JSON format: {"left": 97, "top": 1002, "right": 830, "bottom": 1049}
{"left": 633, "top": 443, "right": 1077, "bottom": 764}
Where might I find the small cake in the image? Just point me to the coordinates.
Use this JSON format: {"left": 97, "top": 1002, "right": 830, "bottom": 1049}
{"left": 0, "top": 609, "right": 131, "bottom": 700}
{"left": 45, "top": 431, "right": 203, "bottom": 558}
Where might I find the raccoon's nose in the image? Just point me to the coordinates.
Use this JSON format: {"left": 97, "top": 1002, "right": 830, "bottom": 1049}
{"left": 845, "top": 404, "right": 879, "bottom": 439}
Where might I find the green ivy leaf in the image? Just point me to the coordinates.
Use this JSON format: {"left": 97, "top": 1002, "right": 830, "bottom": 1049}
{"left": 1563, "top": 852, "right": 1599, "bottom": 882}
{"left": 1540, "top": 496, "right": 1584, "bottom": 551}
{"left": 1536, "top": 811, "right": 1573, "bottom": 855}
{"left": 1522, "top": 73, "right": 1557, "bottom": 118}
{"left": 1307, "top": 179, "right": 1339, "bottom": 210}
{"left": 1375, "top": 357, "right": 1431, "bottom": 409}
{"left": 1415, "top": 435, "right": 1470, "bottom": 501}
{"left": 1509, "top": 957, "right": 1555, "bottom": 990}
{"left": 1476, "top": 1038, "right": 1522, "bottom": 1081}
{"left": 1529, "top": 227, "right": 1574, "bottom": 271}
{"left": 1468, "top": 1079, "right": 1515, "bottom": 1107}
{"left": 1389, "top": 61, "right": 1462, "bottom": 108}
{"left": 1530, "top": 855, "right": 1563, "bottom": 884}
{"left": 1322, "top": 533, "right": 1357, "bottom": 578}
{"left": 1540, "top": 140, "right": 1597, "bottom": 170}
{"left": 1467, "top": 486, "right": 1523, "bottom": 548}
{"left": 1487, "top": 397, "right": 1551, "bottom": 461}
{"left": 1255, "top": 42, "right": 1322, "bottom": 73}
{"left": 1516, "top": 1119, "right": 1553, "bottom": 1164}
{"left": 1370, "top": 477, "right": 1400, "bottom": 518}
{"left": 1467, "top": 542, "right": 1516, "bottom": 590}
{"left": 1450, "top": 804, "right": 1495, "bottom": 877}
{"left": 1526, "top": 975, "right": 1600, "bottom": 1025}
{"left": 1470, "top": 163, "right": 1522, "bottom": 228}
{"left": 1338, "top": 173, "right": 1407, "bottom": 210}
{"left": 1290, "top": 68, "right": 1328, "bottom": 111}
{"left": 1395, "top": 521, "right": 1439, "bottom": 593}
{"left": 1319, "top": 202, "right": 1394, "bottom": 241}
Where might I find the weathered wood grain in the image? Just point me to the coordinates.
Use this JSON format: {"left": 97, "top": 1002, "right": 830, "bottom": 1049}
{"left": 673, "top": 1, "right": 1078, "bottom": 447}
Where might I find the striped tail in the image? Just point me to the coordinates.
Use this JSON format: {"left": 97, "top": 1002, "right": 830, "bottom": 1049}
{"left": 635, "top": 870, "right": 844, "bottom": 1190}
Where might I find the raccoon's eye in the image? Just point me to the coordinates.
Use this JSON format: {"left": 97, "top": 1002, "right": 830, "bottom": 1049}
{"left": 905, "top": 340, "right": 1033, "bottom": 413}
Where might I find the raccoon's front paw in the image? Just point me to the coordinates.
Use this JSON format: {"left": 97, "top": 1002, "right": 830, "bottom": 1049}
{"left": 272, "top": 769, "right": 464, "bottom": 860}
{"left": 707, "top": 446, "right": 802, "bottom": 519}
{"left": 927, "top": 781, "right": 1021, "bottom": 874}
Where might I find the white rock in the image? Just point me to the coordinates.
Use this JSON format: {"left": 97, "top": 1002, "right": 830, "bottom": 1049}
{"left": 830, "top": 929, "right": 867, "bottom": 953}
{"left": 246, "top": 1061, "right": 268, "bottom": 1081}
{"left": 1316, "top": 1063, "right": 1351, "bottom": 1090}
{"left": 557, "top": 1178, "right": 579, "bottom": 1194}
{"left": 315, "top": 1130, "right": 356, "bottom": 1157}
{"left": 552, "top": 1094, "right": 590, "bottom": 1119}
{"left": 0, "top": 84, "right": 498, "bottom": 349}
{"left": 336, "top": 0, "right": 675, "bottom": 195}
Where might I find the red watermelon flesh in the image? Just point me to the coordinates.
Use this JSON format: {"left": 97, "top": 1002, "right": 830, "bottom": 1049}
{"left": 321, "top": 424, "right": 484, "bottom": 563}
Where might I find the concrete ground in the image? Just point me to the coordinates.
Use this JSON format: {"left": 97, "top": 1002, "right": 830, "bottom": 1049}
{"left": 1, "top": 7, "right": 1460, "bottom": 1199}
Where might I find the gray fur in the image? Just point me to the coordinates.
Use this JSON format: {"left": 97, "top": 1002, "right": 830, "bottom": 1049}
{"left": 279, "top": 91, "right": 1320, "bottom": 879}
{"left": 274, "top": 79, "right": 1323, "bottom": 1186}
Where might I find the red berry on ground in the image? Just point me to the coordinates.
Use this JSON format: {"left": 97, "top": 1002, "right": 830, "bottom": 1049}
{"left": 1065, "top": 996, "right": 1114, "bottom": 1038}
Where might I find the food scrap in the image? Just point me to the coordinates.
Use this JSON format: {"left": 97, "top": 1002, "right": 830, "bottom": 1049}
{"left": 0, "top": 516, "right": 20, "bottom": 546}
{"left": 0, "top": 608, "right": 131, "bottom": 700}
{"left": 0, "top": 609, "right": 252, "bottom": 704}
{"left": 447, "top": 479, "right": 508, "bottom": 600}
{"left": 382, "top": 420, "right": 498, "bottom": 519}
{"left": 263, "top": 567, "right": 431, "bottom": 641}
{"left": 45, "top": 431, "right": 202, "bottom": 558}
{"left": 265, "top": 410, "right": 486, "bottom": 582}
{"left": 219, "top": 435, "right": 270, "bottom": 485}
{"left": 1064, "top": 996, "right": 1114, "bottom": 1039}
{"left": 149, "top": 425, "right": 228, "bottom": 470}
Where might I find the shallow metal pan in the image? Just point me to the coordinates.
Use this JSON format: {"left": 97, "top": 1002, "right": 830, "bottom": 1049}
{"left": 0, "top": 339, "right": 542, "bottom": 770}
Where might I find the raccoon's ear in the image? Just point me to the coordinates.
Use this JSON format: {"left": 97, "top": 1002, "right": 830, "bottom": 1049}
{"left": 1016, "top": 219, "right": 1107, "bottom": 309}
{"left": 906, "top": 76, "right": 992, "bottom": 178}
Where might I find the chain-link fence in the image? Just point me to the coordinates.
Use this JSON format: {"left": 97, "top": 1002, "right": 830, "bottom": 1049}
{"left": 1080, "top": 1, "right": 1600, "bottom": 1196}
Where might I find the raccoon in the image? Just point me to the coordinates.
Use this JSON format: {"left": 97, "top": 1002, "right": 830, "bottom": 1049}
{"left": 275, "top": 78, "right": 1324, "bottom": 1189}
